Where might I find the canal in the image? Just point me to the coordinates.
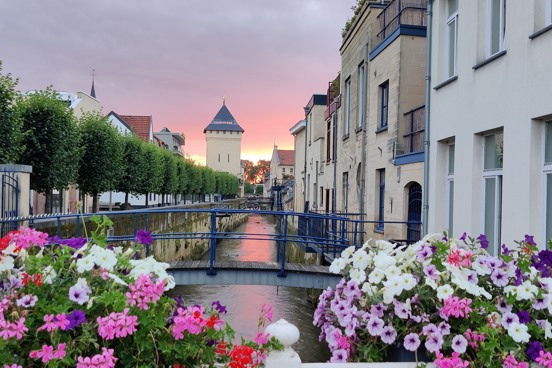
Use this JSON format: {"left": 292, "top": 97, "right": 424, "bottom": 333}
{"left": 169, "top": 213, "right": 331, "bottom": 362}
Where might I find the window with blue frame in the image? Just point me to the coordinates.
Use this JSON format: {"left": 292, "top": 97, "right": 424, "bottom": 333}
{"left": 379, "top": 81, "right": 389, "bottom": 129}
{"left": 377, "top": 169, "right": 385, "bottom": 230}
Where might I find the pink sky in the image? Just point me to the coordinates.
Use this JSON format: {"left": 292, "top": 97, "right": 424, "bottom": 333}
{"left": 1, "top": 0, "right": 355, "bottom": 164}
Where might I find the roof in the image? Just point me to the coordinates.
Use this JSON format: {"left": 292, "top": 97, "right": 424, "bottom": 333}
{"left": 204, "top": 102, "right": 244, "bottom": 133}
{"left": 277, "top": 149, "right": 295, "bottom": 166}
{"left": 116, "top": 114, "right": 152, "bottom": 141}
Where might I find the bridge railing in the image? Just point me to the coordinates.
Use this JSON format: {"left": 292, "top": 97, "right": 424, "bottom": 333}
{"left": 0, "top": 208, "right": 421, "bottom": 276}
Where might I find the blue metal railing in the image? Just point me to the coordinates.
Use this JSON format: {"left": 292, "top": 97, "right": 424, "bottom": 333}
{"left": 0, "top": 208, "right": 422, "bottom": 275}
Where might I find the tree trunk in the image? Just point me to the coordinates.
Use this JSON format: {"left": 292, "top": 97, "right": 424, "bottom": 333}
{"left": 145, "top": 193, "right": 149, "bottom": 207}
{"left": 92, "top": 193, "right": 98, "bottom": 213}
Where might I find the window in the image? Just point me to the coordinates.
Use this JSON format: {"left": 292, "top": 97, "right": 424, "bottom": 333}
{"left": 227, "top": 154, "right": 230, "bottom": 163}
{"left": 218, "top": 154, "right": 220, "bottom": 162}
{"left": 544, "top": 122, "right": 552, "bottom": 244}
{"left": 483, "top": 132, "right": 504, "bottom": 255}
{"left": 344, "top": 78, "right": 351, "bottom": 137}
{"left": 282, "top": 168, "right": 286, "bottom": 174}
{"left": 290, "top": 168, "right": 294, "bottom": 173}
{"left": 548, "top": 0, "right": 552, "bottom": 25}
{"left": 377, "top": 169, "right": 385, "bottom": 230}
{"left": 320, "top": 186, "right": 324, "bottom": 206}
{"left": 326, "top": 120, "right": 332, "bottom": 161}
{"left": 357, "top": 63, "right": 365, "bottom": 129}
{"left": 342, "top": 172, "right": 349, "bottom": 213}
{"left": 379, "top": 81, "right": 389, "bottom": 129}
{"left": 488, "top": 0, "right": 505, "bottom": 57}
{"left": 446, "top": 0, "right": 458, "bottom": 78}
{"left": 447, "top": 144, "right": 455, "bottom": 236}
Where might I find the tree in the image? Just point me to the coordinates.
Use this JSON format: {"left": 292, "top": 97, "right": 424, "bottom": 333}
{"left": 116, "top": 134, "right": 147, "bottom": 208}
{"left": 19, "top": 88, "right": 81, "bottom": 213}
{"left": 254, "top": 160, "right": 270, "bottom": 184}
{"left": 140, "top": 143, "right": 164, "bottom": 206}
{"left": 242, "top": 159, "right": 254, "bottom": 183}
{"left": 176, "top": 159, "right": 190, "bottom": 202}
{"left": 255, "top": 184, "right": 264, "bottom": 196}
{"left": 244, "top": 182, "right": 253, "bottom": 194}
{"left": 0, "top": 62, "right": 24, "bottom": 164}
{"left": 160, "top": 150, "right": 178, "bottom": 205}
{"left": 76, "top": 112, "right": 123, "bottom": 212}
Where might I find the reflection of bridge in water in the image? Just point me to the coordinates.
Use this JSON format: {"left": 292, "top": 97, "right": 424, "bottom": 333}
{"left": 1, "top": 206, "right": 420, "bottom": 289}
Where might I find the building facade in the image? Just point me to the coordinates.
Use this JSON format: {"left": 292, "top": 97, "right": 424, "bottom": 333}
{"left": 155, "top": 127, "right": 185, "bottom": 157}
{"left": 335, "top": 0, "right": 427, "bottom": 242}
{"left": 427, "top": 0, "right": 552, "bottom": 252}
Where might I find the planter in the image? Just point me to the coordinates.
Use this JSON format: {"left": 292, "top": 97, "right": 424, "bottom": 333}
{"left": 386, "top": 343, "right": 430, "bottom": 363}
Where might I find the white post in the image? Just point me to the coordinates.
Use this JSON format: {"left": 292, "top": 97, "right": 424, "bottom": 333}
{"left": 264, "top": 319, "right": 301, "bottom": 368}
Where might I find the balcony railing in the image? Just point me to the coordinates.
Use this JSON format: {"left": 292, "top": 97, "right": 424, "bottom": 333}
{"left": 374, "top": 0, "right": 427, "bottom": 46}
{"left": 402, "top": 105, "right": 425, "bottom": 154}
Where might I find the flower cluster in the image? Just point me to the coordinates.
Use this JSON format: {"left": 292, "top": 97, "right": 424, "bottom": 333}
{"left": 315, "top": 232, "right": 552, "bottom": 367}
{"left": 0, "top": 215, "right": 281, "bottom": 367}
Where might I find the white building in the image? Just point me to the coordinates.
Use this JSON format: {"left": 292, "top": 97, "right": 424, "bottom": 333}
{"left": 155, "top": 127, "right": 185, "bottom": 157}
{"left": 427, "top": 0, "right": 552, "bottom": 252}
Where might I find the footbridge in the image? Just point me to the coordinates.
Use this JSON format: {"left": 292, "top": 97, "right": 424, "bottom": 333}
{"left": 1, "top": 205, "right": 419, "bottom": 289}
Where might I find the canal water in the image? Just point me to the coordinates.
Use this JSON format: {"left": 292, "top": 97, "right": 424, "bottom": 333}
{"left": 169, "top": 213, "right": 331, "bottom": 363}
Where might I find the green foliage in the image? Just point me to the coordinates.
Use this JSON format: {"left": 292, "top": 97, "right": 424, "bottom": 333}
{"left": 244, "top": 159, "right": 270, "bottom": 184}
{"left": 203, "top": 166, "right": 217, "bottom": 195}
{"left": 18, "top": 87, "right": 81, "bottom": 194}
{"left": 139, "top": 143, "right": 164, "bottom": 196}
{"left": 176, "top": 159, "right": 190, "bottom": 196}
{"left": 77, "top": 112, "right": 123, "bottom": 204}
{"left": 160, "top": 149, "right": 179, "bottom": 198}
{"left": 244, "top": 182, "right": 253, "bottom": 194}
{"left": 255, "top": 184, "right": 264, "bottom": 195}
{"left": 0, "top": 61, "right": 24, "bottom": 164}
{"left": 116, "top": 134, "right": 147, "bottom": 199}
{"left": 342, "top": 0, "right": 368, "bottom": 38}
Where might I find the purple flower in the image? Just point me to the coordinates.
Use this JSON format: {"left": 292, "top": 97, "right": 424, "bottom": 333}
{"left": 534, "top": 296, "right": 548, "bottom": 310}
{"left": 343, "top": 280, "right": 361, "bottom": 300}
{"left": 514, "top": 268, "right": 523, "bottom": 286}
{"left": 424, "top": 265, "right": 439, "bottom": 280}
{"left": 403, "top": 333, "right": 421, "bottom": 352}
{"left": 16, "top": 294, "right": 38, "bottom": 308}
{"left": 490, "top": 268, "right": 509, "bottom": 287}
{"left": 330, "top": 349, "right": 349, "bottom": 363}
{"left": 527, "top": 341, "right": 544, "bottom": 361}
{"left": 501, "top": 243, "right": 511, "bottom": 255}
{"left": 48, "top": 236, "right": 87, "bottom": 249}
{"left": 424, "top": 332, "right": 444, "bottom": 353}
{"left": 135, "top": 229, "right": 153, "bottom": 245}
{"left": 370, "top": 303, "right": 386, "bottom": 318}
{"left": 477, "top": 234, "right": 489, "bottom": 249}
{"left": 459, "top": 232, "right": 467, "bottom": 242}
{"left": 451, "top": 334, "right": 468, "bottom": 354}
{"left": 438, "top": 322, "right": 451, "bottom": 336}
{"left": 367, "top": 316, "right": 385, "bottom": 336}
{"left": 524, "top": 235, "right": 536, "bottom": 246}
{"left": 517, "top": 310, "right": 531, "bottom": 324}
{"left": 67, "top": 310, "right": 87, "bottom": 329}
{"left": 501, "top": 312, "right": 519, "bottom": 329}
{"left": 211, "top": 300, "right": 227, "bottom": 314}
{"left": 380, "top": 325, "right": 397, "bottom": 344}
{"left": 68, "top": 283, "right": 91, "bottom": 305}
{"left": 496, "top": 298, "right": 512, "bottom": 313}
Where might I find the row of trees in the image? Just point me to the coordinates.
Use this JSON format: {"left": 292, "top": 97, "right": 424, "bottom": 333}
{"left": 0, "top": 63, "right": 240, "bottom": 213}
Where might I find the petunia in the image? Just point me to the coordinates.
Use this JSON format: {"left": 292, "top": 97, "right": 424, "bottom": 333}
{"left": 135, "top": 229, "right": 153, "bottom": 246}
{"left": 403, "top": 333, "right": 420, "bottom": 352}
{"left": 451, "top": 334, "right": 468, "bottom": 354}
{"left": 367, "top": 315, "right": 384, "bottom": 336}
{"left": 380, "top": 325, "right": 397, "bottom": 344}
{"left": 424, "top": 332, "right": 444, "bottom": 353}
{"left": 526, "top": 341, "right": 544, "bottom": 361}
{"left": 508, "top": 322, "right": 530, "bottom": 343}
{"left": 68, "top": 281, "right": 91, "bottom": 305}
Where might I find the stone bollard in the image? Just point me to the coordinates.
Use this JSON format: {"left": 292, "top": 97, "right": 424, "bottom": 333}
{"left": 264, "top": 319, "right": 302, "bottom": 368}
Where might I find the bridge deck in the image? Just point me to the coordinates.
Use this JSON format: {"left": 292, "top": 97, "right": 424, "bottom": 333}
{"left": 167, "top": 261, "right": 342, "bottom": 289}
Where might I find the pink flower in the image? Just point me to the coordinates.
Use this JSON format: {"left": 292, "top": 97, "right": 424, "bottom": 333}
{"left": 54, "top": 343, "right": 67, "bottom": 359}
{"left": 536, "top": 351, "right": 552, "bottom": 368}
{"left": 37, "top": 314, "right": 58, "bottom": 332}
{"left": 30, "top": 344, "right": 54, "bottom": 363}
{"left": 4, "top": 365, "right": 23, "bottom": 368}
{"left": 97, "top": 308, "right": 138, "bottom": 340}
{"left": 125, "top": 273, "right": 164, "bottom": 310}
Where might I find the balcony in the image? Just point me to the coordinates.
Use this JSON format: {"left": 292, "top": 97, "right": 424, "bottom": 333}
{"left": 394, "top": 105, "right": 425, "bottom": 165}
{"left": 370, "top": 0, "right": 427, "bottom": 60}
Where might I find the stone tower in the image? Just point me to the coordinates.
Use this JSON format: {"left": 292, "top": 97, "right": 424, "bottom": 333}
{"left": 204, "top": 101, "right": 244, "bottom": 178}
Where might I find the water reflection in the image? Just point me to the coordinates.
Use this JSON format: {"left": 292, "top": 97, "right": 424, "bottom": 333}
{"left": 169, "top": 214, "right": 330, "bottom": 363}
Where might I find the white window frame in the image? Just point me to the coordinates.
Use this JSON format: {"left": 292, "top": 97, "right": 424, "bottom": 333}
{"left": 544, "top": 121, "right": 552, "bottom": 246}
{"left": 487, "top": 0, "right": 505, "bottom": 57}
{"left": 446, "top": 0, "right": 458, "bottom": 78}
{"left": 481, "top": 132, "right": 503, "bottom": 256}
{"left": 446, "top": 143, "right": 455, "bottom": 237}
{"left": 344, "top": 78, "right": 351, "bottom": 136}
{"left": 357, "top": 63, "right": 365, "bottom": 129}
{"left": 547, "top": 0, "right": 552, "bottom": 26}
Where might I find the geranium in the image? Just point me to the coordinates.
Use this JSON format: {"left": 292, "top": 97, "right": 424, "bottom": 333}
{"left": 315, "top": 232, "right": 552, "bottom": 366}
{"left": 0, "top": 215, "right": 282, "bottom": 366}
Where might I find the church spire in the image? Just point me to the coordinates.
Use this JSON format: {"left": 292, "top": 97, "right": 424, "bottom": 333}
{"left": 90, "top": 69, "right": 96, "bottom": 98}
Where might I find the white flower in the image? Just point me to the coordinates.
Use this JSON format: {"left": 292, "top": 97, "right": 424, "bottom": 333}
{"left": 361, "top": 282, "right": 376, "bottom": 296}
{"left": 539, "top": 277, "right": 552, "bottom": 291}
{"left": 436, "top": 284, "right": 454, "bottom": 300}
{"left": 107, "top": 272, "right": 128, "bottom": 286}
{"left": 349, "top": 268, "right": 366, "bottom": 284}
{"left": 71, "top": 243, "right": 89, "bottom": 258}
{"left": 516, "top": 280, "right": 538, "bottom": 301}
{"left": 375, "top": 239, "right": 396, "bottom": 251}
{"left": 351, "top": 249, "right": 370, "bottom": 270}
{"left": 42, "top": 265, "right": 57, "bottom": 284}
{"left": 163, "top": 275, "right": 175, "bottom": 291}
{"left": 425, "top": 277, "right": 438, "bottom": 290}
{"left": 400, "top": 273, "right": 416, "bottom": 291}
{"left": 374, "top": 252, "right": 396, "bottom": 269}
{"left": 112, "top": 246, "right": 123, "bottom": 255}
{"left": 508, "top": 322, "right": 530, "bottom": 343}
{"left": 329, "top": 258, "right": 347, "bottom": 274}
{"left": 341, "top": 246, "right": 356, "bottom": 260}
{"left": 384, "top": 265, "right": 402, "bottom": 280}
{"left": 0, "top": 255, "right": 14, "bottom": 272}
{"left": 93, "top": 247, "right": 117, "bottom": 271}
{"left": 543, "top": 320, "right": 552, "bottom": 339}
{"left": 76, "top": 255, "right": 95, "bottom": 273}
{"left": 383, "top": 276, "right": 404, "bottom": 303}
{"left": 368, "top": 268, "right": 385, "bottom": 284}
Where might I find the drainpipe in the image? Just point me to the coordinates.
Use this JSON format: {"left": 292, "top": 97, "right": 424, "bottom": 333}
{"left": 359, "top": 43, "right": 369, "bottom": 242}
{"left": 422, "top": 0, "right": 433, "bottom": 235}
{"left": 303, "top": 107, "right": 309, "bottom": 213}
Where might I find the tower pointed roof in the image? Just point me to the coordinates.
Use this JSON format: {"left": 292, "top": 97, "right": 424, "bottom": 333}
{"left": 90, "top": 69, "right": 96, "bottom": 98}
{"left": 203, "top": 101, "right": 244, "bottom": 133}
